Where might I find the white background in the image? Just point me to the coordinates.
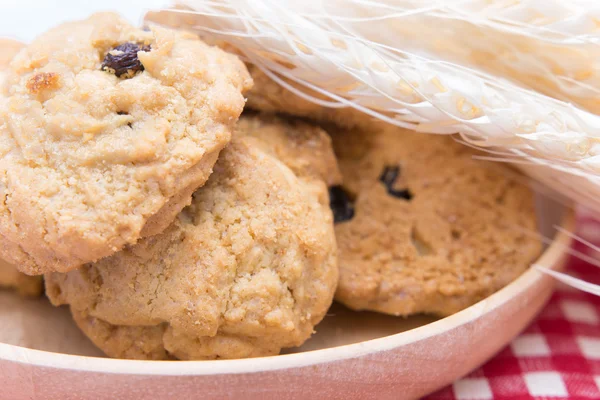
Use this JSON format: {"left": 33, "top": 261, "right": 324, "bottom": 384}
{"left": 0, "top": 0, "right": 168, "bottom": 41}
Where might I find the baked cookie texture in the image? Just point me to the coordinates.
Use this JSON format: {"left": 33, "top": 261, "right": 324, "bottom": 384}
{"left": 235, "top": 113, "right": 342, "bottom": 187}
{"left": 0, "top": 38, "right": 43, "bottom": 297}
{"left": 0, "top": 12, "right": 252, "bottom": 275}
{"left": 330, "top": 127, "right": 542, "bottom": 317}
{"left": 45, "top": 115, "right": 339, "bottom": 360}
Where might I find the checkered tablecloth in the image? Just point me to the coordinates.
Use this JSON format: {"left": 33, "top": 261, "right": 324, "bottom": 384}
{"left": 427, "top": 215, "right": 600, "bottom": 400}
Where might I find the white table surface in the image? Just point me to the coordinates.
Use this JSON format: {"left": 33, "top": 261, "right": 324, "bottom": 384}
{"left": 0, "top": 0, "right": 168, "bottom": 42}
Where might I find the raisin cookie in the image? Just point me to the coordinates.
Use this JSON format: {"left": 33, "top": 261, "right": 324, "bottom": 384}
{"left": 45, "top": 115, "right": 339, "bottom": 360}
{"left": 330, "top": 127, "right": 542, "bottom": 317}
{"left": 0, "top": 12, "right": 252, "bottom": 275}
{"left": 0, "top": 38, "right": 43, "bottom": 296}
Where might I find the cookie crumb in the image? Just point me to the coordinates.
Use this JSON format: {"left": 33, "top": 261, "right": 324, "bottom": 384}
{"left": 26, "top": 72, "right": 60, "bottom": 94}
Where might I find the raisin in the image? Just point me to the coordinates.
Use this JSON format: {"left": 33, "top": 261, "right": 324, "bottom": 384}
{"left": 329, "top": 186, "right": 355, "bottom": 223}
{"left": 379, "top": 165, "right": 413, "bottom": 200}
{"left": 380, "top": 165, "right": 400, "bottom": 188}
{"left": 102, "top": 43, "right": 151, "bottom": 78}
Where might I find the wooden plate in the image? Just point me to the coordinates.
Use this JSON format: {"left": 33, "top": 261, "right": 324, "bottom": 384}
{"left": 0, "top": 197, "right": 574, "bottom": 400}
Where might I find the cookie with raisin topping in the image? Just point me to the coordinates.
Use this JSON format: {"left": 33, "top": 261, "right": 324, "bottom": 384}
{"left": 0, "top": 13, "right": 252, "bottom": 274}
{"left": 330, "top": 127, "right": 542, "bottom": 317}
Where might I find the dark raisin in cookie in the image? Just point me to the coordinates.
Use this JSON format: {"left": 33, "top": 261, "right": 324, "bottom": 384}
{"left": 0, "top": 13, "right": 252, "bottom": 274}
{"left": 102, "top": 42, "right": 151, "bottom": 78}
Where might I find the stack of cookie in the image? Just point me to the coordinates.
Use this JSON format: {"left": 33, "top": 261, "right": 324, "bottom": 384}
{"left": 0, "top": 12, "right": 542, "bottom": 360}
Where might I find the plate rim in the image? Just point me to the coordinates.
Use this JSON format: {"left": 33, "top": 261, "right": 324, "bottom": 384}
{"left": 0, "top": 209, "right": 575, "bottom": 376}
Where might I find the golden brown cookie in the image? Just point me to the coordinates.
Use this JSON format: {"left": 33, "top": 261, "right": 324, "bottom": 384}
{"left": 45, "top": 116, "right": 339, "bottom": 360}
{"left": 330, "top": 127, "right": 542, "bottom": 317}
{"left": 0, "top": 13, "right": 252, "bottom": 275}
{"left": 0, "top": 38, "right": 43, "bottom": 297}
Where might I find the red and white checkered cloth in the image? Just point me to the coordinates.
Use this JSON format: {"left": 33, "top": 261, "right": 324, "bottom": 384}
{"left": 427, "top": 215, "right": 600, "bottom": 400}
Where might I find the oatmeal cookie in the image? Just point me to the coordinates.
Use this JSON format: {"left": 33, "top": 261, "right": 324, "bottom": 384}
{"left": 330, "top": 127, "right": 542, "bottom": 317}
{"left": 45, "top": 116, "right": 339, "bottom": 360}
{"left": 0, "top": 12, "right": 252, "bottom": 275}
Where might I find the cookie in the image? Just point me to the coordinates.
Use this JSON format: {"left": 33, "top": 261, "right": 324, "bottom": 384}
{"left": 0, "top": 38, "right": 43, "bottom": 297}
{"left": 330, "top": 127, "right": 542, "bottom": 317}
{"left": 45, "top": 115, "right": 339, "bottom": 360}
{"left": 0, "top": 12, "right": 252, "bottom": 275}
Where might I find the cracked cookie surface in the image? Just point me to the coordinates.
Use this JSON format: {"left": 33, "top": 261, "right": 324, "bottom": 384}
{"left": 0, "top": 12, "right": 252, "bottom": 274}
{"left": 45, "top": 115, "right": 339, "bottom": 360}
{"left": 331, "top": 127, "right": 542, "bottom": 317}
